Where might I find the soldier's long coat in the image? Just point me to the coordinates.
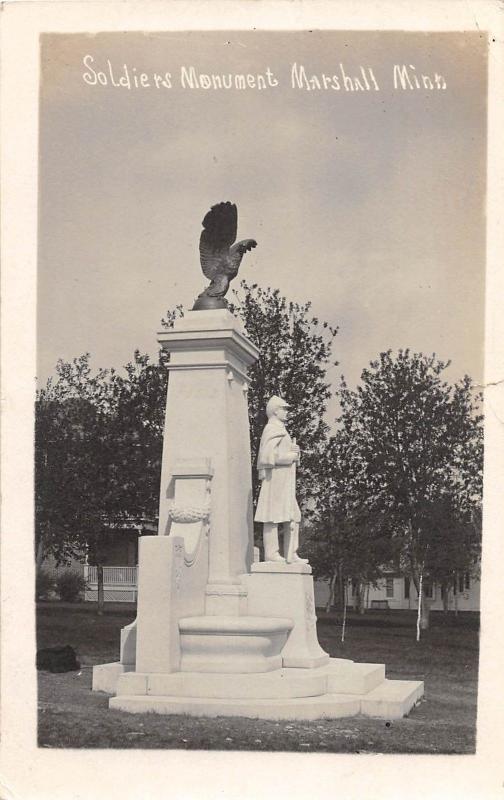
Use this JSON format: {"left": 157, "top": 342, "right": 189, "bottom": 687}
{"left": 254, "top": 419, "right": 301, "bottom": 524}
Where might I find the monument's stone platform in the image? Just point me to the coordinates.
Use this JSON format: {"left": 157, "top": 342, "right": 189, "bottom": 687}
{"left": 105, "top": 658, "right": 423, "bottom": 720}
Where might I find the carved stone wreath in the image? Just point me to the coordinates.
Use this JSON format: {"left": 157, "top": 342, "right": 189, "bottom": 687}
{"left": 167, "top": 502, "right": 211, "bottom": 524}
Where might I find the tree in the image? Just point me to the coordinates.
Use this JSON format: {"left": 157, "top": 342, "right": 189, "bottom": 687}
{"left": 35, "top": 351, "right": 168, "bottom": 613}
{"left": 36, "top": 355, "right": 107, "bottom": 566}
{"left": 335, "top": 349, "right": 483, "bottom": 630}
{"left": 304, "top": 432, "right": 394, "bottom": 614}
{"left": 102, "top": 350, "right": 169, "bottom": 522}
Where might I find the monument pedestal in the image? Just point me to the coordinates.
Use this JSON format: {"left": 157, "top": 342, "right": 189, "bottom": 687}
{"left": 157, "top": 309, "right": 258, "bottom": 616}
{"left": 245, "top": 562, "right": 329, "bottom": 668}
{"left": 108, "top": 656, "right": 423, "bottom": 720}
{"left": 93, "top": 309, "right": 424, "bottom": 720}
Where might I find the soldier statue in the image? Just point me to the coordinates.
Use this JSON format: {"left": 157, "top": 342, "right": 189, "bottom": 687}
{"left": 254, "top": 396, "right": 309, "bottom": 564}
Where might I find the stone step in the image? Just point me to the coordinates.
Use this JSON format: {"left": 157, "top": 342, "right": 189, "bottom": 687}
{"left": 92, "top": 662, "right": 133, "bottom": 694}
{"left": 110, "top": 679, "right": 424, "bottom": 720}
{"left": 114, "top": 657, "right": 386, "bottom": 700}
{"left": 116, "top": 667, "right": 328, "bottom": 700}
{"left": 325, "top": 661, "right": 386, "bottom": 695}
{"left": 107, "top": 657, "right": 386, "bottom": 700}
{"left": 109, "top": 692, "right": 363, "bottom": 721}
{"left": 360, "top": 679, "right": 424, "bottom": 719}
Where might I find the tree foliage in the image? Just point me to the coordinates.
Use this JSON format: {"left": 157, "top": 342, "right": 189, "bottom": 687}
{"left": 304, "top": 432, "right": 394, "bottom": 612}
{"left": 334, "top": 349, "right": 483, "bottom": 625}
{"left": 35, "top": 351, "right": 169, "bottom": 610}
{"left": 36, "top": 354, "right": 109, "bottom": 566}
{"left": 229, "top": 281, "right": 338, "bottom": 507}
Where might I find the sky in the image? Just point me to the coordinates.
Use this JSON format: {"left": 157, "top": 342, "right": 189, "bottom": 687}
{"left": 38, "top": 30, "right": 487, "bottom": 424}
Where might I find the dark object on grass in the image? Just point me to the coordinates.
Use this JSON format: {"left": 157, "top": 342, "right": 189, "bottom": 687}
{"left": 36, "top": 645, "right": 80, "bottom": 673}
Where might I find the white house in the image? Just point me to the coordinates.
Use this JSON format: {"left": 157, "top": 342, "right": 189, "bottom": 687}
{"left": 39, "top": 519, "right": 155, "bottom": 603}
{"left": 314, "top": 571, "right": 480, "bottom": 612}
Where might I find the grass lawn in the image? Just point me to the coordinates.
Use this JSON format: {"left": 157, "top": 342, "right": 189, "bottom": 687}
{"left": 37, "top": 603, "right": 479, "bottom": 752}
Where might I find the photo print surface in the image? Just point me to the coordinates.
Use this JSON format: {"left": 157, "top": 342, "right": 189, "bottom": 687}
{"left": 37, "top": 29, "right": 486, "bottom": 753}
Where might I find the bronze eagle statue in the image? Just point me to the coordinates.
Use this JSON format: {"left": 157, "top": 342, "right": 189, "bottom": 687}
{"left": 192, "top": 202, "right": 257, "bottom": 310}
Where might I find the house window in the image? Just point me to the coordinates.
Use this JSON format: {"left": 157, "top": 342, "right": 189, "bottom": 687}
{"left": 352, "top": 579, "right": 358, "bottom": 596}
{"left": 385, "top": 578, "right": 394, "bottom": 598}
{"left": 423, "top": 582, "right": 433, "bottom": 599}
{"left": 465, "top": 573, "right": 471, "bottom": 590}
{"left": 458, "top": 574, "right": 465, "bottom": 593}
{"left": 404, "top": 577, "right": 410, "bottom": 599}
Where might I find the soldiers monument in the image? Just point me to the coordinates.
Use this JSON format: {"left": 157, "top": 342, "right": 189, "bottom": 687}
{"left": 92, "top": 202, "right": 424, "bottom": 719}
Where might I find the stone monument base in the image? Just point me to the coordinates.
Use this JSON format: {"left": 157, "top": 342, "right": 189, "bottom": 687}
{"left": 105, "top": 658, "right": 423, "bottom": 720}
{"left": 93, "top": 561, "right": 424, "bottom": 720}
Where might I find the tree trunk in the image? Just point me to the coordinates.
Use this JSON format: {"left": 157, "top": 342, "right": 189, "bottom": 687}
{"left": 339, "top": 562, "right": 346, "bottom": 612}
{"left": 356, "top": 581, "right": 366, "bottom": 615}
{"left": 97, "top": 563, "right": 105, "bottom": 616}
{"left": 325, "top": 573, "right": 337, "bottom": 613}
{"left": 341, "top": 582, "right": 348, "bottom": 643}
{"left": 420, "top": 597, "right": 431, "bottom": 630}
{"left": 35, "top": 537, "right": 45, "bottom": 568}
{"left": 412, "top": 567, "right": 431, "bottom": 637}
{"left": 441, "top": 582, "right": 449, "bottom": 615}
{"left": 334, "top": 561, "right": 345, "bottom": 612}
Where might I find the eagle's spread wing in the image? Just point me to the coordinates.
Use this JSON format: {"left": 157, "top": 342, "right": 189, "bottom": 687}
{"left": 199, "top": 202, "right": 238, "bottom": 280}
{"left": 230, "top": 240, "right": 257, "bottom": 257}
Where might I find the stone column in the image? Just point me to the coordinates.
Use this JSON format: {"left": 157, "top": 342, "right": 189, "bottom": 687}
{"left": 157, "top": 309, "right": 259, "bottom": 615}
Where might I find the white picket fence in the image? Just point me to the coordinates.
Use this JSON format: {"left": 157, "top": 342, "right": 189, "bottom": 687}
{"left": 84, "top": 565, "right": 138, "bottom": 603}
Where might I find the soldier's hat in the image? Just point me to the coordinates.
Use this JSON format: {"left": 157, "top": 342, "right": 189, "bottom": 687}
{"left": 266, "top": 395, "right": 290, "bottom": 417}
